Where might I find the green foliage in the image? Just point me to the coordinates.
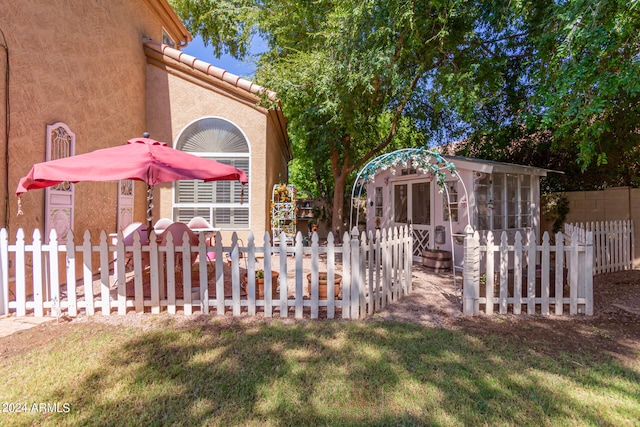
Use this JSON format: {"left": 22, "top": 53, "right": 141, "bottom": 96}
{"left": 171, "top": 0, "right": 640, "bottom": 208}
{"left": 531, "top": 0, "right": 640, "bottom": 170}
{"left": 542, "top": 193, "right": 570, "bottom": 234}
{"left": 169, "top": 0, "right": 256, "bottom": 59}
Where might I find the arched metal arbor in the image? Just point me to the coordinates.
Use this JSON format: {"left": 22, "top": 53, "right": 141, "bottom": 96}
{"left": 349, "top": 147, "right": 471, "bottom": 265}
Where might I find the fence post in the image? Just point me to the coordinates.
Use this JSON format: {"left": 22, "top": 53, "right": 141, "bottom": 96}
{"left": 16, "top": 229, "right": 26, "bottom": 317}
{"left": 247, "top": 232, "right": 256, "bottom": 316}
{"left": 486, "top": 231, "right": 494, "bottom": 315}
{"left": 350, "top": 227, "right": 360, "bottom": 319}
{"left": 462, "top": 225, "right": 479, "bottom": 316}
{"left": 263, "top": 231, "right": 273, "bottom": 318}
{"left": 514, "top": 232, "right": 522, "bottom": 315}
{"left": 585, "top": 231, "right": 594, "bottom": 315}
{"left": 310, "top": 231, "right": 319, "bottom": 319}
{"left": 406, "top": 225, "right": 412, "bottom": 295}
{"left": 33, "top": 229, "right": 44, "bottom": 317}
{"left": 295, "top": 231, "right": 304, "bottom": 319}
{"left": 327, "top": 232, "right": 336, "bottom": 319}
{"left": 360, "top": 230, "right": 367, "bottom": 318}
{"left": 527, "top": 230, "right": 537, "bottom": 315}
{"left": 279, "top": 232, "right": 289, "bottom": 318}
{"left": 342, "top": 231, "right": 351, "bottom": 319}
{"left": 98, "top": 231, "right": 110, "bottom": 316}
{"left": 231, "top": 233, "right": 241, "bottom": 316}
{"left": 66, "top": 232, "right": 78, "bottom": 317}
{"left": 570, "top": 230, "right": 579, "bottom": 315}
{"left": 367, "top": 230, "right": 375, "bottom": 316}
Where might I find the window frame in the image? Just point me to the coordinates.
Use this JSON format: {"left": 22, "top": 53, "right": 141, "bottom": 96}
{"left": 475, "top": 172, "right": 532, "bottom": 231}
{"left": 172, "top": 117, "right": 251, "bottom": 230}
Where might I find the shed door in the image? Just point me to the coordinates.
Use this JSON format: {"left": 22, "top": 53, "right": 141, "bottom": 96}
{"left": 45, "top": 123, "right": 75, "bottom": 243}
{"left": 392, "top": 181, "right": 432, "bottom": 261}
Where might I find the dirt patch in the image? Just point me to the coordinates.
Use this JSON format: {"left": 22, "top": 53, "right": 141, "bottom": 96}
{"left": 452, "top": 270, "right": 640, "bottom": 363}
{"left": 2, "top": 267, "right": 639, "bottom": 362}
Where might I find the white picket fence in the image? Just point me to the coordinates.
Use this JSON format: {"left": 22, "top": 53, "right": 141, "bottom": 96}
{"left": 564, "top": 220, "right": 634, "bottom": 274}
{"left": 0, "top": 226, "right": 412, "bottom": 320}
{"left": 462, "top": 228, "right": 593, "bottom": 316}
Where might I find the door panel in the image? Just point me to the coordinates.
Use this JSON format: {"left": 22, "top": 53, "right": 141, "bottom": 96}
{"left": 45, "top": 123, "right": 74, "bottom": 242}
{"left": 117, "top": 180, "right": 134, "bottom": 231}
{"left": 393, "top": 181, "right": 432, "bottom": 261}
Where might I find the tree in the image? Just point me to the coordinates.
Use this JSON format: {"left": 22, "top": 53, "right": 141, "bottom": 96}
{"left": 436, "top": 0, "right": 640, "bottom": 173}
{"left": 531, "top": 0, "right": 640, "bottom": 169}
{"left": 172, "top": 0, "right": 479, "bottom": 235}
{"left": 170, "top": 0, "right": 640, "bottom": 234}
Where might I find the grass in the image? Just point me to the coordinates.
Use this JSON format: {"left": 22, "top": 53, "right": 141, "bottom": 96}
{"left": 1, "top": 318, "right": 639, "bottom": 426}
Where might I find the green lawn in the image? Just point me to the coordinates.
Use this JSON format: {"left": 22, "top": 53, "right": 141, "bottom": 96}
{"left": 1, "top": 318, "right": 639, "bottom": 426}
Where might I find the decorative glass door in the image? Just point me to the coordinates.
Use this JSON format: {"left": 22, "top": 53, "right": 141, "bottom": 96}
{"left": 392, "top": 181, "right": 432, "bottom": 261}
{"left": 45, "top": 123, "right": 75, "bottom": 243}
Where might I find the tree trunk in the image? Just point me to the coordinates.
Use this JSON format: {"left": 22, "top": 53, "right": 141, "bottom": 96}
{"left": 331, "top": 172, "right": 347, "bottom": 239}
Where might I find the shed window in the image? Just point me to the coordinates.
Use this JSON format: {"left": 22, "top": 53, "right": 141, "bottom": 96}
{"left": 475, "top": 173, "right": 532, "bottom": 231}
{"left": 443, "top": 181, "right": 458, "bottom": 222}
{"left": 374, "top": 186, "right": 383, "bottom": 217}
{"left": 174, "top": 118, "right": 250, "bottom": 229}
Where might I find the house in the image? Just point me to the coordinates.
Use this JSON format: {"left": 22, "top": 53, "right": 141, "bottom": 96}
{"left": 366, "top": 154, "right": 554, "bottom": 266}
{"left": 0, "top": 0, "right": 290, "bottom": 247}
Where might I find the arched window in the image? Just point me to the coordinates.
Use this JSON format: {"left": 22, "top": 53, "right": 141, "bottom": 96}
{"left": 173, "top": 117, "right": 250, "bottom": 229}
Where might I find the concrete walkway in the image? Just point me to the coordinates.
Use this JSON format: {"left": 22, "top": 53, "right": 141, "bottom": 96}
{"left": 0, "top": 316, "right": 55, "bottom": 338}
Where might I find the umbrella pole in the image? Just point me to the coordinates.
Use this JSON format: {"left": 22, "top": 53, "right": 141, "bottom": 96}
{"left": 146, "top": 184, "right": 154, "bottom": 237}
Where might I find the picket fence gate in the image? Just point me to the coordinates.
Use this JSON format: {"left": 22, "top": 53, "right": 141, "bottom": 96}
{"left": 0, "top": 226, "right": 412, "bottom": 320}
{"left": 564, "top": 220, "right": 634, "bottom": 274}
{"left": 463, "top": 227, "right": 594, "bottom": 316}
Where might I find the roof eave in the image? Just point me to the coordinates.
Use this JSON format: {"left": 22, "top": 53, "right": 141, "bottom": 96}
{"left": 142, "top": 0, "right": 192, "bottom": 45}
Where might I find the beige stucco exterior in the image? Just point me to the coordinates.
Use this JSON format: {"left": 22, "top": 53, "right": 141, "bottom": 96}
{"left": 0, "top": 0, "right": 290, "bottom": 248}
{"left": 144, "top": 45, "right": 289, "bottom": 242}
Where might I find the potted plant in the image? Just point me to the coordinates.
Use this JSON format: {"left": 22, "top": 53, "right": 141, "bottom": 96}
{"left": 306, "top": 272, "right": 342, "bottom": 299}
{"left": 242, "top": 269, "right": 280, "bottom": 299}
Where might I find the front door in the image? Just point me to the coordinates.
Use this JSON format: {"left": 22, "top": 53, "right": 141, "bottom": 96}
{"left": 392, "top": 181, "right": 432, "bottom": 262}
{"left": 45, "top": 123, "right": 75, "bottom": 243}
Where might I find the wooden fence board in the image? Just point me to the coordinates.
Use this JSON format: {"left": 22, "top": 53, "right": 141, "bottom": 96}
{"left": 1, "top": 226, "right": 412, "bottom": 321}
{"left": 463, "top": 229, "right": 594, "bottom": 316}
{"left": 565, "top": 220, "right": 633, "bottom": 274}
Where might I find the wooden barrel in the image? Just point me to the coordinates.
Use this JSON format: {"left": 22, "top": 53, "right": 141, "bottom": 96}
{"left": 422, "top": 250, "right": 452, "bottom": 272}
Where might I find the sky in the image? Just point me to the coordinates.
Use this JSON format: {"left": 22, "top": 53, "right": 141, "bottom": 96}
{"left": 181, "top": 34, "right": 262, "bottom": 78}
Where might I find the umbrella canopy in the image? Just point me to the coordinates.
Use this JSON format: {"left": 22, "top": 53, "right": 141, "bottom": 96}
{"left": 16, "top": 137, "right": 249, "bottom": 229}
{"left": 17, "top": 137, "right": 248, "bottom": 195}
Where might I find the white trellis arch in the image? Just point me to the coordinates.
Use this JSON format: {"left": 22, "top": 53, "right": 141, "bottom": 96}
{"left": 350, "top": 147, "right": 471, "bottom": 267}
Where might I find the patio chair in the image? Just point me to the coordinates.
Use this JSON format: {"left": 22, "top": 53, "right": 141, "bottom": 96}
{"left": 187, "top": 216, "right": 214, "bottom": 231}
{"left": 188, "top": 216, "right": 216, "bottom": 261}
{"left": 157, "top": 222, "right": 200, "bottom": 269}
{"left": 153, "top": 217, "right": 174, "bottom": 234}
{"left": 113, "top": 222, "right": 150, "bottom": 271}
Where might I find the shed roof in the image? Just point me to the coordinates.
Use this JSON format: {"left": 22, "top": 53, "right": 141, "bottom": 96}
{"left": 443, "top": 155, "right": 561, "bottom": 177}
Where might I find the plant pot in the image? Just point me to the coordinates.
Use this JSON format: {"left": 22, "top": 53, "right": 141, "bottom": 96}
{"left": 242, "top": 271, "right": 280, "bottom": 299}
{"left": 307, "top": 272, "right": 342, "bottom": 299}
{"left": 422, "top": 250, "right": 452, "bottom": 272}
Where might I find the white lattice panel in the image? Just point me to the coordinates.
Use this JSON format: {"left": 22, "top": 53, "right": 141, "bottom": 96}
{"left": 412, "top": 228, "right": 431, "bottom": 258}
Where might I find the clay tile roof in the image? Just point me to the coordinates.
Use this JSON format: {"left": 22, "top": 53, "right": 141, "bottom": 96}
{"left": 144, "top": 41, "right": 278, "bottom": 101}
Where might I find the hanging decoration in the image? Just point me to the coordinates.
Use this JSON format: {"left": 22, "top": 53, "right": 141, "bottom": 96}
{"left": 271, "top": 183, "right": 297, "bottom": 245}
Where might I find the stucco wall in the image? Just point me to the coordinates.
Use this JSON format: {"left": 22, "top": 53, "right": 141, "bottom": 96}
{"left": 145, "top": 60, "right": 289, "bottom": 243}
{"left": 542, "top": 187, "right": 640, "bottom": 263}
{"left": 1, "top": 0, "right": 177, "bottom": 241}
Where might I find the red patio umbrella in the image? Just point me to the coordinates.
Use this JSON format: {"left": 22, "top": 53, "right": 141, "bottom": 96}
{"left": 16, "top": 136, "right": 248, "bottom": 230}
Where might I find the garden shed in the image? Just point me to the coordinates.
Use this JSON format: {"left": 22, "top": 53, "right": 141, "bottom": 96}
{"left": 365, "top": 155, "right": 555, "bottom": 266}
